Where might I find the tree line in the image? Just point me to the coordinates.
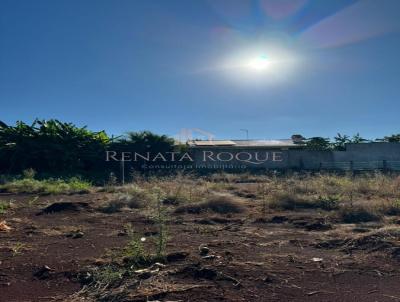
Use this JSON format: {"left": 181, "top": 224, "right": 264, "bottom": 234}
{"left": 304, "top": 133, "right": 400, "bottom": 151}
{"left": 0, "top": 119, "right": 399, "bottom": 176}
{"left": 0, "top": 119, "right": 175, "bottom": 177}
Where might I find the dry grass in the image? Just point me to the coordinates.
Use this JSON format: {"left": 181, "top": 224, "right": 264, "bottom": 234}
{"left": 267, "top": 191, "right": 340, "bottom": 211}
{"left": 267, "top": 192, "right": 309, "bottom": 210}
{"left": 59, "top": 172, "right": 400, "bottom": 302}
{"left": 175, "top": 194, "right": 245, "bottom": 214}
{"left": 99, "top": 193, "right": 144, "bottom": 213}
{"left": 380, "top": 200, "right": 400, "bottom": 216}
{"left": 337, "top": 204, "right": 382, "bottom": 223}
{"left": 95, "top": 172, "right": 400, "bottom": 220}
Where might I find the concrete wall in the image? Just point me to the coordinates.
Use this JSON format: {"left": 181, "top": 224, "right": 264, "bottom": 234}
{"left": 334, "top": 143, "right": 400, "bottom": 161}
{"left": 189, "top": 143, "right": 400, "bottom": 171}
{"left": 190, "top": 148, "right": 290, "bottom": 169}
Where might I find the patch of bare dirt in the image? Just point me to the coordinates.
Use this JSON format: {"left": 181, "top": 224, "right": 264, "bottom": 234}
{"left": 1, "top": 190, "right": 400, "bottom": 302}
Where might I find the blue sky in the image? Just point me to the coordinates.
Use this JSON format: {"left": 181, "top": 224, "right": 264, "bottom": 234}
{"left": 1, "top": 0, "right": 399, "bottom": 140}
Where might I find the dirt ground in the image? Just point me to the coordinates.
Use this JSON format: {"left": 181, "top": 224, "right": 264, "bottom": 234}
{"left": 1, "top": 186, "right": 400, "bottom": 302}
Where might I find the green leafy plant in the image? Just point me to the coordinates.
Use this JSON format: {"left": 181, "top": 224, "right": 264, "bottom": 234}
{"left": 122, "top": 225, "right": 152, "bottom": 267}
{"left": 316, "top": 195, "right": 340, "bottom": 211}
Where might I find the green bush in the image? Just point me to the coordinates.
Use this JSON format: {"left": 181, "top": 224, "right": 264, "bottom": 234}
{"left": 315, "top": 195, "right": 340, "bottom": 211}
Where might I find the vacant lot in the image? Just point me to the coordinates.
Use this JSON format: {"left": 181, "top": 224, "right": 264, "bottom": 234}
{"left": 1, "top": 173, "right": 400, "bottom": 302}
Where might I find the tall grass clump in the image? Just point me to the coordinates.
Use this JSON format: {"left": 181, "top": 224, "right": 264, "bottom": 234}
{"left": 268, "top": 191, "right": 311, "bottom": 210}
{"left": 175, "top": 194, "right": 245, "bottom": 214}
{"left": 99, "top": 190, "right": 146, "bottom": 213}
{"left": 337, "top": 204, "right": 382, "bottom": 223}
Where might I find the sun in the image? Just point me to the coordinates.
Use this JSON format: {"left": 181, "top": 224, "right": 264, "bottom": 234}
{"left": 206, "top": 44, "right": 301, "bottom": 85}
{"left": 248, "top": 54, "right": 270, "bottom": 71}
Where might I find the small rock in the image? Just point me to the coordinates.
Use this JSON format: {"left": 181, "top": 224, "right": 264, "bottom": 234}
{"left": 199, "top": 245, "right": 210, "bottom": 256}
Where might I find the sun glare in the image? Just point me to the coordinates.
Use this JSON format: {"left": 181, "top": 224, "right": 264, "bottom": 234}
{"left": 202, "top": 42, "right": 302, "bottom": 86}
{"left": 248, "top": 55, "right": 270, "bottom": 71}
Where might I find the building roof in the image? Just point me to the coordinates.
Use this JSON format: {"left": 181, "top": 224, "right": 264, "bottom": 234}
{"left": 189, "top": 140, "right": 236, "bottom": 146}
{"left": 187, "top": 139, "right": 301, "bottom": 148}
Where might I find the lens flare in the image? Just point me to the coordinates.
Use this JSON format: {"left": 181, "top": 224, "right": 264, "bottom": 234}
{"left": 248, "top": 54, "right": 270, "bottom": 71}
{"left": 192, "top": 40, "right": 303, "bottom": 87}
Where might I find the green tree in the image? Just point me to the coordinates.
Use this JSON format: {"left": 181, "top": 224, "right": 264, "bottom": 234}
{"left": 333, "top": 133, "right": 368, "bottom": 150}
{"left": 110, "top": 131, "right": 176, "bottom": 171}
{"left": 0, "top": 119, "right": 109, "bottom": 174}
{"left": 379, "top": 134, "right": 400, "bottom": 142}
{"left": 350, "top": 133, "right": 368, "bottom": 144}
{"left": 333, "top": 133, "right": 350, "bottom": 151}
{"left": 305, "top": 137, "right": 332, "bottom": 151}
